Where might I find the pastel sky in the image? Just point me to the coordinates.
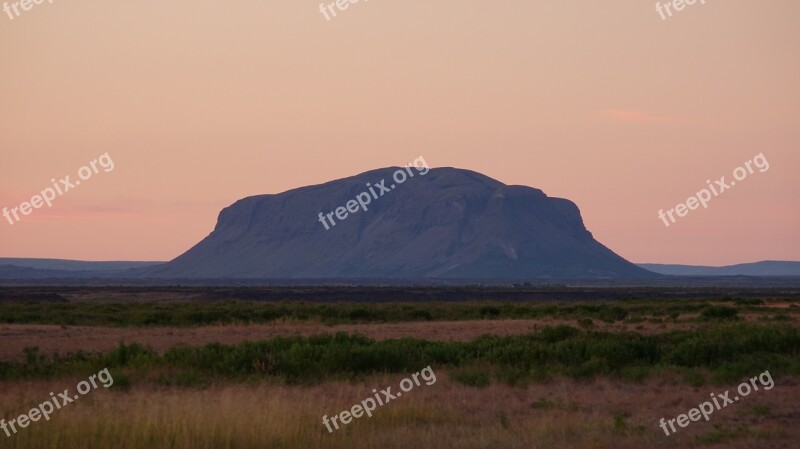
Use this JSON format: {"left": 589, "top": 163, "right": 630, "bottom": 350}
{"left": 1, "top": 0, "right": 798, "bottom": 265}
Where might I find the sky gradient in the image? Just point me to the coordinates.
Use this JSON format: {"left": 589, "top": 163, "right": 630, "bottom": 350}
{"left": 1, "top": 0, "right": 798, "bottom": 265}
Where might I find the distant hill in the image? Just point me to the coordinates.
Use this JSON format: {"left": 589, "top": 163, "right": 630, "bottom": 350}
{"left": 0, "top": 258, "right": 163, "bottom": 272}
{"left": 0, "top": 264, "right": 74, "bottom": 279}
{"left": 638, "top": 261, "right": 800, "bottom": 276}
{"left": 0, "top": 259, "right": 163, "bottom": 280}
{"left": 148, "top": 166, "right": 651, "bottom": 279}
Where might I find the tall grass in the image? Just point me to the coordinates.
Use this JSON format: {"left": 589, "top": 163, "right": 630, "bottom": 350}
{"left": 0, "top": 382, "right": 701, "bottom": 449}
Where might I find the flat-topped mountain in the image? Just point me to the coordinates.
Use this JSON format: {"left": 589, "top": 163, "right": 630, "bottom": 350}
{"left": 149, "top": 167, "right": 652, "bottom": 279}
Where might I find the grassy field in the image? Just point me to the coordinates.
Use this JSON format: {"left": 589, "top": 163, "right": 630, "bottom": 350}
{"left": 2, "top": 378, "right": 796, "bottom": 449}
{"left": 3, "top": 323, "right": 800, "bottom": 387}
{"left": 0, "top": 296, "right": 795, "bottom": 327}
{"left": 1, "top": 292, "right": 798, "bottom": 448}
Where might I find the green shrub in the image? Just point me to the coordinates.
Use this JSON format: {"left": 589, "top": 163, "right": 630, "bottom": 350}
{"left": 479, "top": 306, "right": 501, "bottom": 317}
{"left": 110, "top": 373, "right": 133, "bottom": 391}
{"left": 2, "top": 323, "right": 797, "bottom": 386}
{"left": 700, "top": 306, "right": 739, "bottom": 321}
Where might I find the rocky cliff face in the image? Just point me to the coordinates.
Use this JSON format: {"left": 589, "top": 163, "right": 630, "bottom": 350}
{"left": 151, "top": 167, "right": 651, "bottom": 279}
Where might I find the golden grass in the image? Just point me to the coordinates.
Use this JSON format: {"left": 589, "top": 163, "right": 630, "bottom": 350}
{"left": 1, "top": 374, "right": 794, "bottom": 449}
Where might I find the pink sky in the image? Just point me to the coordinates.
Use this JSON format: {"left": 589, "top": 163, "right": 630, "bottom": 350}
{"left": 1, "top": 0, "right": 798, "bottom": 265}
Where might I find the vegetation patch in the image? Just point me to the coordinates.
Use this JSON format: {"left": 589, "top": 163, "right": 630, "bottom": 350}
{"left": 1, "top": 323, "right": 798, "bottom": 387}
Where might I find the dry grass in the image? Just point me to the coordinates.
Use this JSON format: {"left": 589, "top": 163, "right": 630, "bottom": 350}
{"left": 1, "top": 374, "right": 797, "bottom": 449}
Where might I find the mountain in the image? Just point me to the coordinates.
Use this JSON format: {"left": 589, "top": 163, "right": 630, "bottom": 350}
{"left": 0, "top": 259, "right": 163, "bottom": 280}
{"left": 639, "top": 261, "right": 800, "bottom": 276}
{"left": 0, "top": 264, "right": 74, "bottom": 279}
{"left": 0, "top": 258, "right": 162, "bottom": 272}
{"left": 148, "top": 166, "right": 652, "bottom": 279}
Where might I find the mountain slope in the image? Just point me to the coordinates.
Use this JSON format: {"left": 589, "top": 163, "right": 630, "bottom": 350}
{"left": 150, "top": 167, "right": 652, "bottom": 279}
{"left": 639, "top": 261, "right": 800, "bottom": 276}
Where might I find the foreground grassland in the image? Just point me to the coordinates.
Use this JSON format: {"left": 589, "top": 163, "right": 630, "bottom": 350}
{"left": 1, "top": 376, "right": 797, "bottom": 449}
{"left": 1, "top": 296, "right": 798, "bottom": 448}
